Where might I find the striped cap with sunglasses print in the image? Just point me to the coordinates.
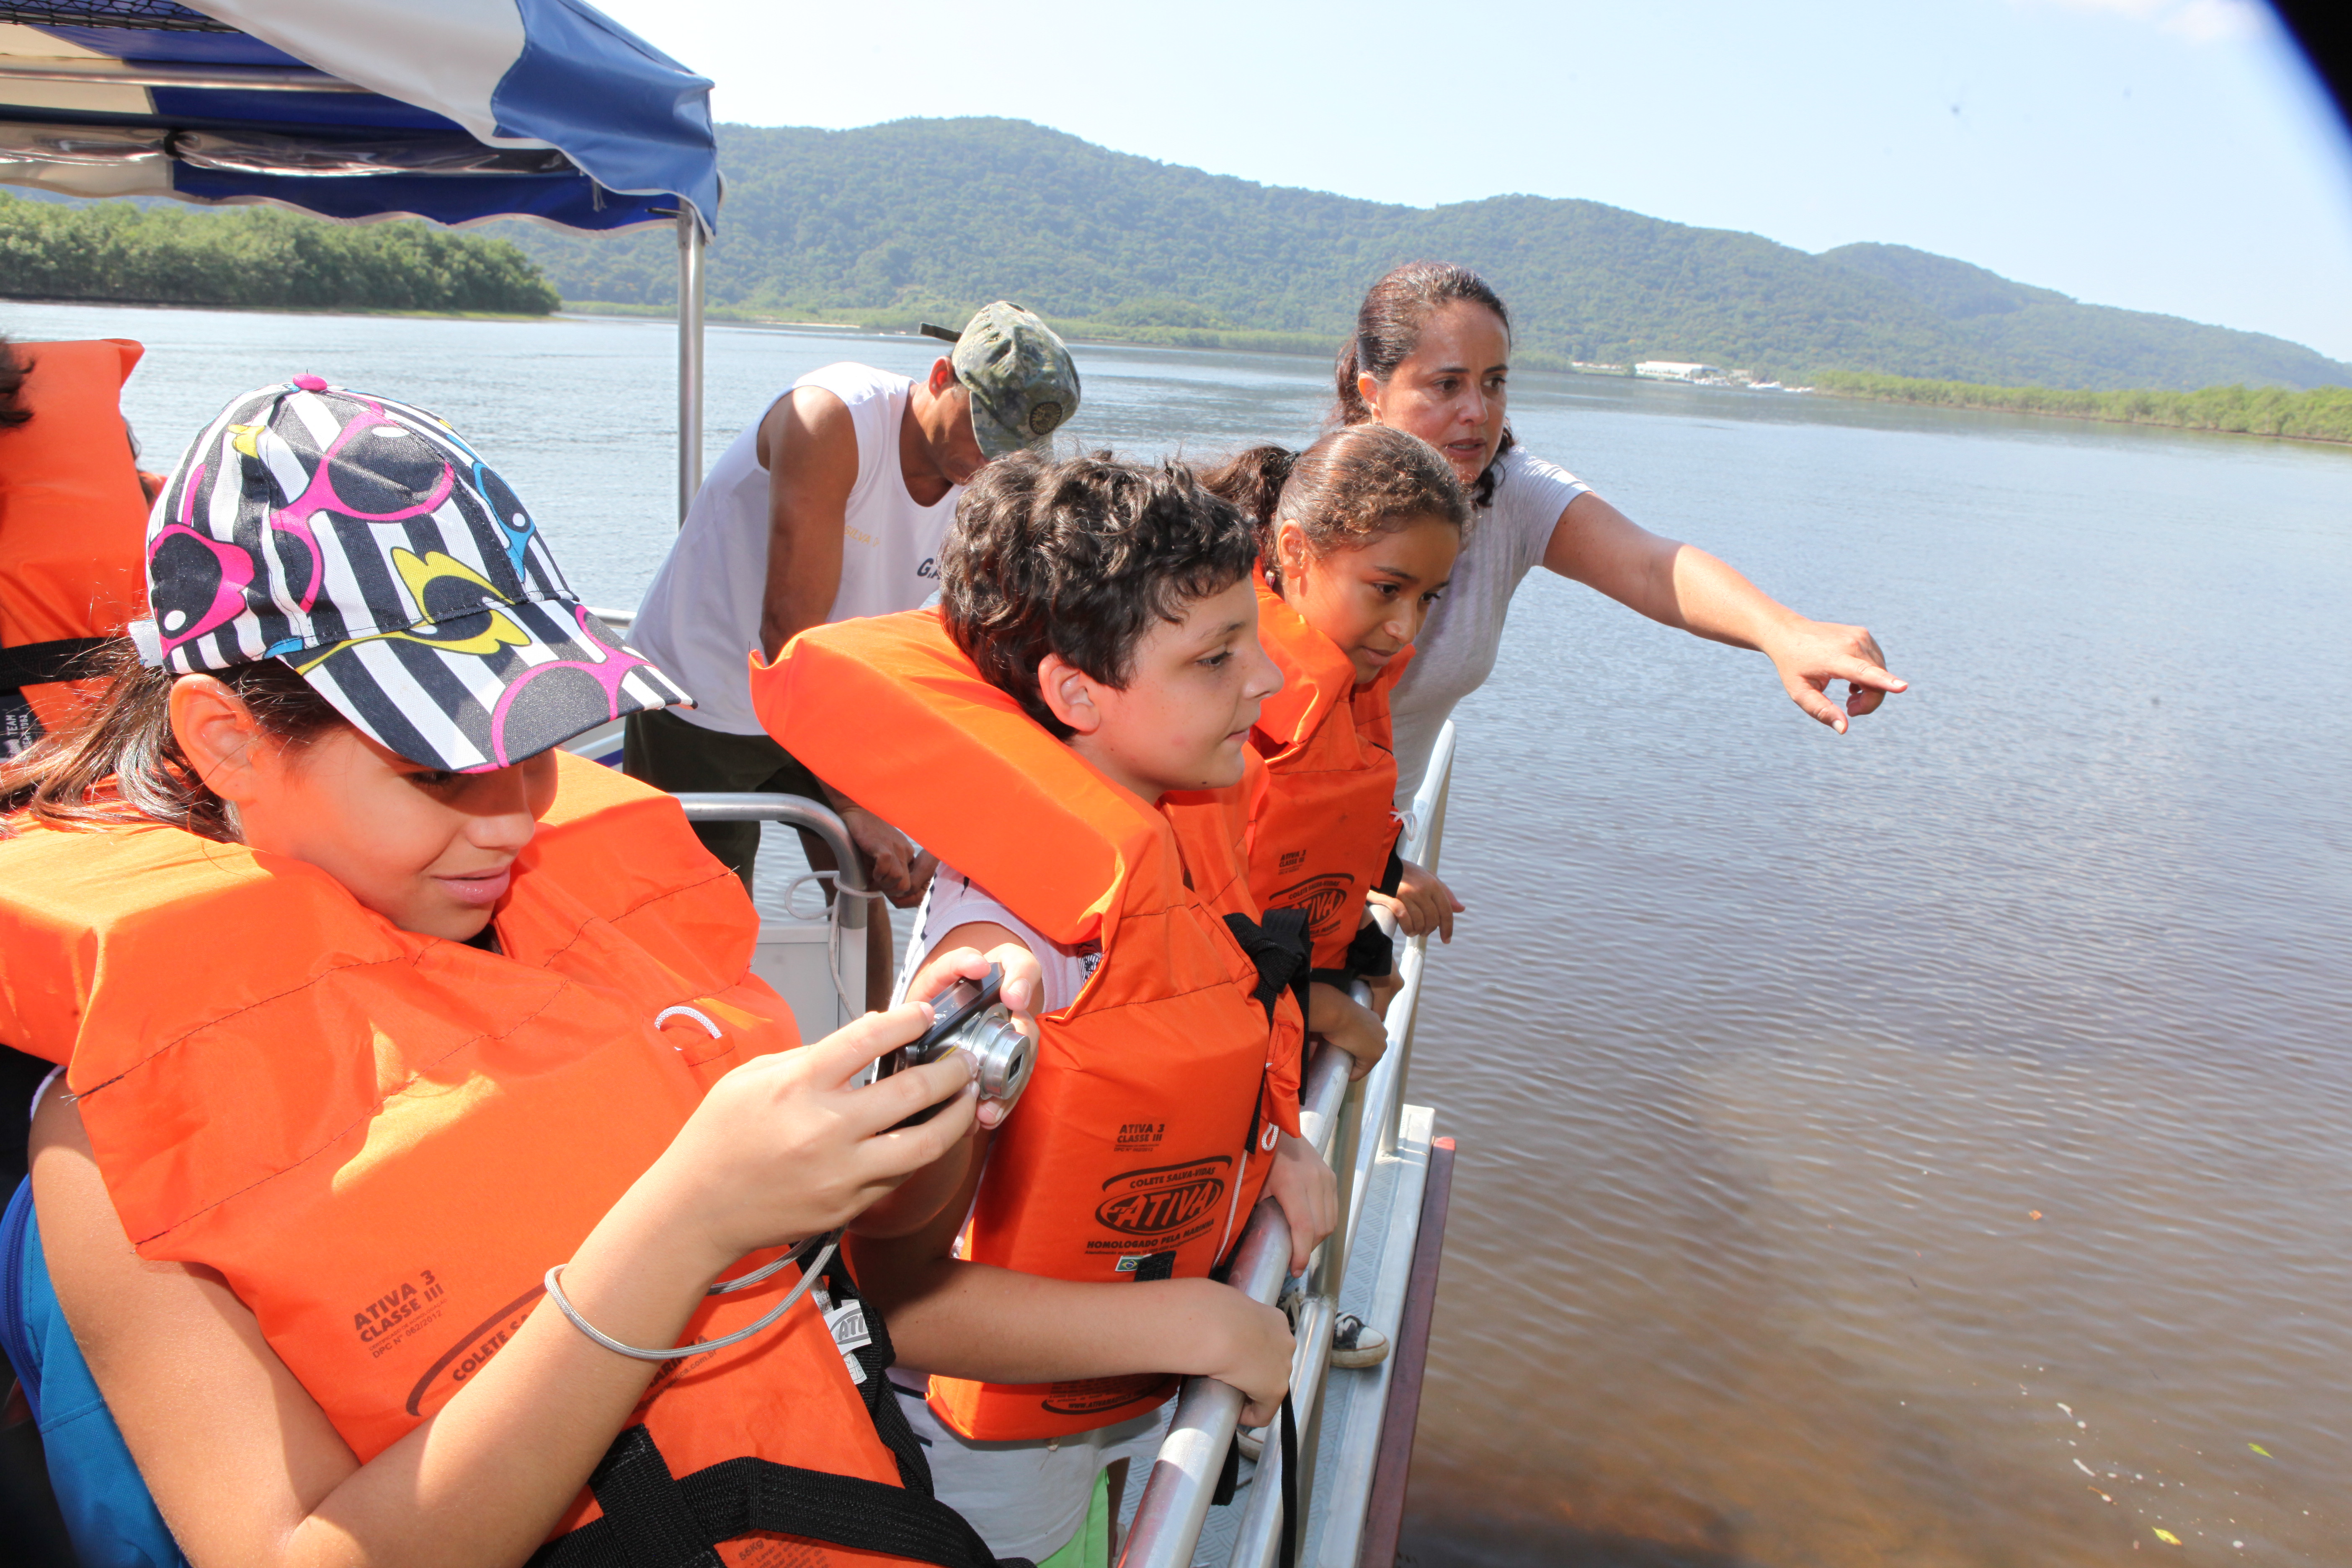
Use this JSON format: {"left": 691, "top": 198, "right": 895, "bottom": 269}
{"left": 129, "top": 377, "right": 692, "bottom": 771}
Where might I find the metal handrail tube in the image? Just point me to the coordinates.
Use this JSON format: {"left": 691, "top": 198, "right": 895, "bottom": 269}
{"left": 1289, "top": 1037, "right": 1356, "bottom": 1163}
{"left": 1315, "top": 964, "right": 1387, "bottom": 1295}
{"left": 1344, "top": 937, "right": 1423, "bottom": 1232}
{"left": 0, "top": 60, "right": 367, "bottom": 91}
{"left": 1375, "top": 727, "right": 1452, "bottom": 1165}
{"left": 669, "top": 792, "right": 873, "bottom": 928}
{"left": 676, "top": 209, "right": 706, "bottom": 523}
{"left": 1341, "top": 721, "right": 1453, "bottom": 1254}
{"left": 1117, "top": 1039, "right": 1354, "bottom": 1568}
{"left": 1400, "top": 724, "right": 1454, "bottom": 873}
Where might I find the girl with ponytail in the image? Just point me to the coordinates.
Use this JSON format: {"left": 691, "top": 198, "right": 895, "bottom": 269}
{"left": 1199, "top": 425, "right": 1469, "bottom": 1098}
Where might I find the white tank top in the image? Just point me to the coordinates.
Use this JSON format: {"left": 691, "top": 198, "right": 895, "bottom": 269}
{"left": 632, "top": 362, "right": 963, "bottom": 736}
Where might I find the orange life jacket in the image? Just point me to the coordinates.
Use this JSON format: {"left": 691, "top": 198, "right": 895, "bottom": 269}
{"left": 754, "top": 610, "right": 1304, "bottom": 1442}
{"left": 1160, "top": 746, "right": 1271, "bottom": 922}
{"left": 0, "top": 753, "right": 994, "bottom": 1568}
{"left": 0, "top": 339, "right": 151, "bottom": 750}
{"left": 1237, "top": 580, "right": 1408, "bottom": 973}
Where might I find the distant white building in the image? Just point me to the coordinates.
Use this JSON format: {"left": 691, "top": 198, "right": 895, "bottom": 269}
{"left": 1635, "top": 361, "right": 1722, "bottom": 382}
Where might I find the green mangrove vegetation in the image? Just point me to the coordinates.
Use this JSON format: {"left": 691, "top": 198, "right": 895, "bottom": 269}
{"left": 0, "top": 193, "right": 560, "bottom": 316}
{"left": 1808, "top": 371, "right": 2352, "bottom": 443}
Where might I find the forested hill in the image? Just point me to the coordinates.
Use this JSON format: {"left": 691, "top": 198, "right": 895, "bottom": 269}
{"left": 496, "top": 117, "right": 2347, "bottom": 392}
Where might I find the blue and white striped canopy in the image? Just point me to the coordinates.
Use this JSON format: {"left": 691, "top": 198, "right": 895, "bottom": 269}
{"left": 0, "top": 0, "right": 717, "bottom": 233}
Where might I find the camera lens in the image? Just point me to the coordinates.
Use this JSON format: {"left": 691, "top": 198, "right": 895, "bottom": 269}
{"left": 958, "top": 1006, "right": 1034, "bottom": 1107}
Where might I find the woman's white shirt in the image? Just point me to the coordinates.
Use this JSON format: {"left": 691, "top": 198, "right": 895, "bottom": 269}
{"left": 1387, "top": 444, "right": 1588, "bottom": 805}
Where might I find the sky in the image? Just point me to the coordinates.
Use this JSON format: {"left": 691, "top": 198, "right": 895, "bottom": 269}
{"left": 589, "top": 0, "right": 2352, "bottom": 364}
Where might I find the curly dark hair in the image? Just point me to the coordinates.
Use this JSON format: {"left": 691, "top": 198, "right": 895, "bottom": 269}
{"left": 941, "top": 450, "right": 1260, "bottom": 740}
{"left": 1201, "top": 425, "right": 1469, "bottom": 593}
{"left": 1332, "top": 262, "right": 1516, "bottom": 507}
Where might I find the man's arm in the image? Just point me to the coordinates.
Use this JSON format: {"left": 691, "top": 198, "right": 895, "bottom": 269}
{"left": 1541, "top": 489, "right": 1907, "bottom": 732}
{"left": 756, "top": 387, "right": 861, "bottom": 662}
{"left": 752, "top": 387, "right": 937, "bottom": 908}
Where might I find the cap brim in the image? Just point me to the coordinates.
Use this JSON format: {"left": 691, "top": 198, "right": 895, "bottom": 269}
{"left": 296, "top": 598, "right": 694, "bottom": 773}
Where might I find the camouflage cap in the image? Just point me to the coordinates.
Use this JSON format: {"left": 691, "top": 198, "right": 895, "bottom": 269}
{"left": 940, "top": 302, "right": 1081, "bottom": 459}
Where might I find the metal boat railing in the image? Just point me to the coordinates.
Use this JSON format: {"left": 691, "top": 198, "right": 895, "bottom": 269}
{"left": 1121, "top": 721, "right": 1456, "bottom": 1568}
{"left": 0, "top": 59, "right": 368, "bottom": 92}
{"left": 672, "top": 792, "right": 873, "bottom": 1020}
{"left": 675, "top": 212, "right": 706, "bottom": 523}
{"left": 1346, "top": 718, "right": 1452, "bottom": 1244}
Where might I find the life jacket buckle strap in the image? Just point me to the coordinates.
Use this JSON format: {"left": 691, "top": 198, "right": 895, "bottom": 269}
{"left": 0, "top": 635, "right": 111, "bottom": 691}
{"left": 530, "top": 1424, "right": 1025, "bottom": 1568}
{"left": 1221, "top": 909, "right": 1312, "bottom": 1025}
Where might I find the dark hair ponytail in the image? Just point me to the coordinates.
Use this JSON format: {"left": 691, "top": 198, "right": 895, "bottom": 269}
{"left": 1202, "top": 426, "right": 1468, "bottom": 593}
{"left": 1332, "top": 262, "right": 1516, "bottom": 507}
{"left": 1196, "top": 444, "right": 1296, "bottom": 562}
{"left": 0, "top": 644, "right": 346, "bottom": 841}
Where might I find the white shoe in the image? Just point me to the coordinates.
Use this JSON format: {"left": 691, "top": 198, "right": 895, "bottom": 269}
{"left": 1330, "top": 1313, "right": 1388, "bottom": 1369}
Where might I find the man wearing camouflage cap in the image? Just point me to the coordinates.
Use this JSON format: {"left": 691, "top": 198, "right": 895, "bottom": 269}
{"left": 629, "top": 303, "right": 1078, "bottom": 1004}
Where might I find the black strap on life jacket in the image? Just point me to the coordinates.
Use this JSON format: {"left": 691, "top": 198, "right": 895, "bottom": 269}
{"left": 0, "top": 637, "right": 107, "bottom": 695}
{"left": 1277, "top": 1387, "right": 1301, "bottom": 1568}
{"left": 1309, "top": 919, "right": 1395, "bottom": 992}
{"left": 1222, "top": 908, "right": 1312, "bottom": 1027}
{"left": 819, "top": 1252, "right": 934, "bottom": 1498}
{"left": 528, "top": 1259, "right": 1031, "bottom": 1568}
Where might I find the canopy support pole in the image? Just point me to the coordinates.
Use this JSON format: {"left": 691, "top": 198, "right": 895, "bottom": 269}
{"left": 676, "top": 209, "right": 706, "bottom": 526}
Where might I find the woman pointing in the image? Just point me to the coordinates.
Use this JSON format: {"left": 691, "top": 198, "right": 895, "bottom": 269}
{"left": 1338, "top": 263, "right": 1907, "bottom": 936}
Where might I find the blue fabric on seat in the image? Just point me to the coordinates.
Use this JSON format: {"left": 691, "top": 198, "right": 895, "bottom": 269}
{"left": 1, "top": 1179, "right": 188, "bottom": 1568}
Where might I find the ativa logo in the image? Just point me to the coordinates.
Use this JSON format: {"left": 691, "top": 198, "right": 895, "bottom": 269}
{"left": 1095, "top": 1156, "right": 1231, "bottom": 1239}
{"left": 1039, "top": 1374, "right": 1167, "bottom": 1417}
{"left": 1271, "top": 871, "right": 1354, "bottom": 936}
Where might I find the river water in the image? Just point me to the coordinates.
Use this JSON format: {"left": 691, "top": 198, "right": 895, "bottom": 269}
{"left": 9, "top": 302, "right": 2349, "bottom": 1567}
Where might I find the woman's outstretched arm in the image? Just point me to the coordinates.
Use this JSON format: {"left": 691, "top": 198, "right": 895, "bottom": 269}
{"left": 32, "top": 1006, "right": 978, "bottom": 1568}
{"left": 1540, "top": 489, "right": 1907, "bottom": 731}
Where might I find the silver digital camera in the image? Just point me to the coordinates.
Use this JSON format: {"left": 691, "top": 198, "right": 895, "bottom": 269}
{"left": 881, "top": 962, "right": 1034, "bottom": 1116}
